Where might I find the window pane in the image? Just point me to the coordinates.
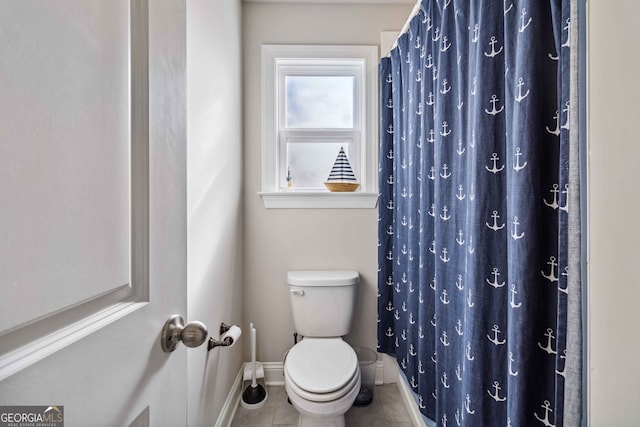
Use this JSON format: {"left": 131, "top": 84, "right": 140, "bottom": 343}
{"left": 285, "top": 76, "right": 354, "bottom": 128}
{"left": 285, "top": 142, "right": 353, "bottom": 189}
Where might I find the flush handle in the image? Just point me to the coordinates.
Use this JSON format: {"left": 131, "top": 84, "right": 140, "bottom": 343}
{"left": 160, "top": 315, "right": 208, "bottom": 352}
{"left": 290, "top": 289, "right": 305, "bottom": 296}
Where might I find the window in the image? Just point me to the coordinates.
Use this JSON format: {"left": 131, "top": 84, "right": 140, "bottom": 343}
{"left": 260, "top": 45, "right": 379, "bottom": 209}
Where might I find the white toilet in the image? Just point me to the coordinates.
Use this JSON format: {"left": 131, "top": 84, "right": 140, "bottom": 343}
{"left": 284, "top": 270, "right": 361, "bottom": 427}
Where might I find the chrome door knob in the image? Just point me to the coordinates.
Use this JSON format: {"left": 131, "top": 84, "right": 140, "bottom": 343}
{"left": 161, "top": 315, "right": 208, "bottom": 352}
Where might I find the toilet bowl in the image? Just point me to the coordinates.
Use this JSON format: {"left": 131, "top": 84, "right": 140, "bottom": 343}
{"left": 284, "top": 271, "right": 361, "bottom": 427}
{"left": 284, "top": 338, "right": 360, "bottom": 427}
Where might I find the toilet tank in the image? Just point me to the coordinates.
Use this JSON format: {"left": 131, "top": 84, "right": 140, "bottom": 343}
{"left": 287, "top": 270, "right": 359, "bottom": 337}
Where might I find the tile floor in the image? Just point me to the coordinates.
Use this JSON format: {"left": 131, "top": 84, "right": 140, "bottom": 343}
{"left": 230, "top": 383, "right": 413, "bottom": 427}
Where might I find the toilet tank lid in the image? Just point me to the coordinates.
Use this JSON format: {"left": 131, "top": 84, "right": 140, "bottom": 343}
{"left": 287, "top": 270, "right": 359, "bottom": 287}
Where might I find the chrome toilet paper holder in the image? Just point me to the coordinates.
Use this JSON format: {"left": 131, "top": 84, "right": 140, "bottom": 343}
{"left": 207, "top": 322, "right": 240, "bottom": 351}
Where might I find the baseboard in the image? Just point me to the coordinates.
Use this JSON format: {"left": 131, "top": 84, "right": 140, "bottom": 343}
{"left": 214, "top": 366, "right": 244, "bottom": 427}
{"left": 375, "top": 360, "right": 385, "bottom": 385}
{"left": 263, "top": 361, "right": 285, "bottom": 385}
{"left": 396, "top": 373, "right": 429, "bottom": 427}
{"left": 261, "top": 360, "right": 387, "bottom": 386}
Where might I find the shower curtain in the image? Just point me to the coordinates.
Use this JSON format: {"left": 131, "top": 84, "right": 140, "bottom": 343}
{"left": 377, "top": 1, "right": 582, "bottom": 426}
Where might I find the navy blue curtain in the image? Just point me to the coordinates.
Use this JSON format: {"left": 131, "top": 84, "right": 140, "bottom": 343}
{"left": 378, "top": 1, "right": 581, "bottom": 426}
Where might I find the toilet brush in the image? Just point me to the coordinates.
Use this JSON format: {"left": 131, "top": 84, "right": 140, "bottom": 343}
{"left": 241, "top": 324, "right": 267, "bottom": 408}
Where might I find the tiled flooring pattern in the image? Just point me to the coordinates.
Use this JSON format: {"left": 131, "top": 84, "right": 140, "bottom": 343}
{"left": 230, "top": 384, "right": 413, "bottom": 427}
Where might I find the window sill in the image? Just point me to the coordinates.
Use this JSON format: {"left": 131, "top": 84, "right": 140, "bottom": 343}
{"left": 258, "top": 191, "right": 379, "bottom": 209}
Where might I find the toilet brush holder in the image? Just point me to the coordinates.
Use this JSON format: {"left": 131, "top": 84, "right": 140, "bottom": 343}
{"left": 243, "top": 360, "right": 264, "bottom": 382}
{"left": 240, "top": 323, "right": 268, "bottom": 409}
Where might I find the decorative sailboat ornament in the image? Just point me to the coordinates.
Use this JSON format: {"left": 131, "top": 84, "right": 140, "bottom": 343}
{"left": 324, "top": 146, "right": 360, "bottom": 192}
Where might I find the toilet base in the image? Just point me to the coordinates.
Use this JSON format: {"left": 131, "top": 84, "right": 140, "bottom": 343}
{"left": 285, "top": 372, "right": 360, "bottom": 427}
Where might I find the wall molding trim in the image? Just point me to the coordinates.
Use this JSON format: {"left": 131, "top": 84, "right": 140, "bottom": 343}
{"left": 396, "top": 369, "right": 430, "bottom": 427}
{"left": 263, "top": 361, "right": 285, "bottom": 386}
{"left": 261, "top": 360, "right": 386, "bottom": 386}
{"left": 215, "top": 366, "right": 244, "bottom": 427}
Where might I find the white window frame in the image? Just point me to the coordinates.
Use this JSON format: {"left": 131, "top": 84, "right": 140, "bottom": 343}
{"left": 259, "top": 45, "right": 379, "bottom": 209}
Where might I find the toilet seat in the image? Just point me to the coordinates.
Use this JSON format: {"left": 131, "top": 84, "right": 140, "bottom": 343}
{"left": 285, "top": 338, "right": 359, "bottom": 402}
{"left": 285, "top": 365, "right": 360, "bottom": 403}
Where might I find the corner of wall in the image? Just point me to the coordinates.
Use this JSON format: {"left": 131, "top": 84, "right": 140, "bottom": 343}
{"left": 187, "top": 0, "right": 244, "bottom": 425}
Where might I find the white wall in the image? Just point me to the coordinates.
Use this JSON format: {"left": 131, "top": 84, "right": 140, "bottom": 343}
{"left": 588, "top": 0, "right": 640, "bottom": 425}
{"left": 242, "top": 3, "right": 411, "bottom": 365}
{"left": 187, "top": 1, "right": 244, "bottom": 425}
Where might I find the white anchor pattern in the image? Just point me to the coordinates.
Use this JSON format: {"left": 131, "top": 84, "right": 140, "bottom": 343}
{"left": 378, "top": 1, "right": 576, "bottom": 426}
